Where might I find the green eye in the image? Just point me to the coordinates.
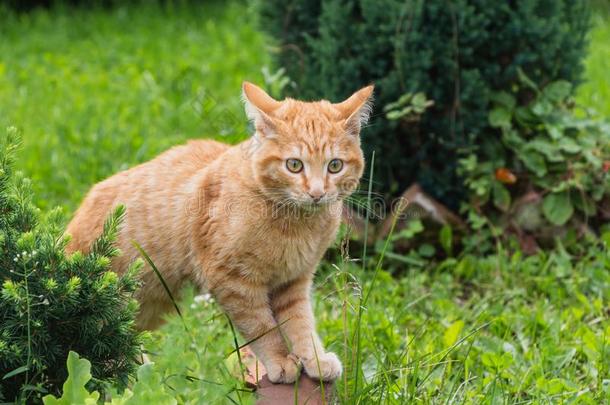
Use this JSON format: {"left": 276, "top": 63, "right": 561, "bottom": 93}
{"left": 286, "top": 158, "right": 303, "bottom": 173}
{"left": 328, "top": 159, "right": 344, "bottom": 173}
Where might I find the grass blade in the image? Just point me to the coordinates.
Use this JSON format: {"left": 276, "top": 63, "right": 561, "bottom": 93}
{"left": 132, "top": 240, "right": 182, "bottom": 319}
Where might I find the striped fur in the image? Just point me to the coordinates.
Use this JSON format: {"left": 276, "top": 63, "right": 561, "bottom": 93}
{"left": 65, "top": 82, "right": 373, "bottom": 383}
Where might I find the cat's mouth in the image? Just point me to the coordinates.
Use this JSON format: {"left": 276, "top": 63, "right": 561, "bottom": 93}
{"left": 295, "top": 195, "right": 338, "bottom": 210}
{"left": 265, "top": 190, "right": 342, "bottom": 218}
{"left": 300, "top": 200, "right": 328, "bottom": 211}
{"left": 270, "top": 195, "right": 336, "bottom": 214}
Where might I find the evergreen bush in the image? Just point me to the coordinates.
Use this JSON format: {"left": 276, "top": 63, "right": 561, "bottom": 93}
{"left": 0, "top": 127, "right": 142, "bottom": 403}
{"left": 259, "top": 0, "right": 590, "bottom": 205}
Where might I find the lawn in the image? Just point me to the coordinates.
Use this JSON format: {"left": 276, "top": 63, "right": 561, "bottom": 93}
{"left": 1, "top": 1, "right": 609, "bottom": 404}
{"left": 576, "top": 2, "right": 610, "bottom": 118}
{"left": 0, "top": 1, "right": 268, "bottom": 212}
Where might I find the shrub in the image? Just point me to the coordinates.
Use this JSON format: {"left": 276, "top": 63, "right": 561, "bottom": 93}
{"left": 259, "top": 0, "right": 590, "bottom": 206}
{"left": 0, "top": 127, "right": 142, "bottom": 403}
{"left": 458, "top": 76, "right": 610, "bottom": 253}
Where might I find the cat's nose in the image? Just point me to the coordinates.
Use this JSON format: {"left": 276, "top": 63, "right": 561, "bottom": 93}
{"left": 308, "top": 191, "right": 326, "bottom": 203}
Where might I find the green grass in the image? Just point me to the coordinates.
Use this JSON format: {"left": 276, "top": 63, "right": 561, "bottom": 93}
{"left": 1, "top": 1, "right": 610, "bottom": 404}
{"left": 0, "top": 1, "right": 268, "bottom": 212}
{"left": 149, "top": 244, "right": 610, "bottom": 403}
{"left": 576, "top": 6, "right": 610, "bottom": 118}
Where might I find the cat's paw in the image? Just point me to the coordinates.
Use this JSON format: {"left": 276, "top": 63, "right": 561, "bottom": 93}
{"left": 266, "top": 354, "right": 301, "bottom": 384}
{"left": 302, "top": 351, "right": 342, "bottom": 381}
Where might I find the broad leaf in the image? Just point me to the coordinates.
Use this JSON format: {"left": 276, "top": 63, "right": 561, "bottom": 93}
{"left": 439, "top": 225, "right": 453, "bottom": 256}
{"left": 543, "top": 80, "right": 572, "bottom": 102}
{"left": 528, "top": 137, "right": 563, "bottom": 162}
{"left": 43, "top": 352, "right": 100, "bottom": 405}
{"left": 490, "top": 91, "right": 516, "bottom": 110}
{"left": 126, "top": 363, "right": 177, "bottom": 405}
{"left": 418, "top": 243, "right": 436, "bottom": 258}
{"left": 520, "top": 150, "right": 547, "bottom": 177}
{"left": 492, "top": 182, "right": 511, "bottom": 212}
{"left": 443, "top": 320, "right": 464, "bottom": 348}
{"left": 532, "top": 100, "right": 553, "bottom": 116}
{"left": 542, "top": 192, "right": 574, "bottom": 226}
{"left": 558, "top": 138, "right": 581, "bottom": 154}
{"left": 489, "top": 107, "right": 512, "bottom": 128}
{"left": 572, "top": 192, "right": 597, "bottom": 217}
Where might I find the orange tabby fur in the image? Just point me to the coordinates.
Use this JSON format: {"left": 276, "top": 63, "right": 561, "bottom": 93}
{"left": 65, "top": 82, "right": 373, "bottom": 383}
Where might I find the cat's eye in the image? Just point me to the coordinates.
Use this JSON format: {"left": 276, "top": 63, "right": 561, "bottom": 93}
{"left": 286, "top": 158, "right": 304, "bottom": 173}
{"left": 328, "top": 159, "right": 344, "bottom": 173}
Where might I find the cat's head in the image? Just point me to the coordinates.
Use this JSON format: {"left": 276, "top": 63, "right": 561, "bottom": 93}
{"left": 242, "top": 82, "right": 373, "bottom": 209}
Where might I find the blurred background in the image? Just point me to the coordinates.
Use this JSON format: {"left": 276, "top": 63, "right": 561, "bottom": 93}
{"left": 1, "top": 0, "right": 609, "bottom": 403}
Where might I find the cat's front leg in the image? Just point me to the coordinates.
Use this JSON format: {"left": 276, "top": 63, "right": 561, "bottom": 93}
{"left": 271, "top": 274, "right": 342, "bottom": 381}
{"left": 209, "top": 273, "right": 299, "bottom": 383}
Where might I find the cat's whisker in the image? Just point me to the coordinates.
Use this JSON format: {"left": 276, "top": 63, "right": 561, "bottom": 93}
{"left": 343, "top": 197, "right": 385, "bottom": 219}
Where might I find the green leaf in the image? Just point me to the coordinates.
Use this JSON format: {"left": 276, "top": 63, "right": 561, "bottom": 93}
{"left": 418, "top": 243, "right": 436, "bottom": 258}
{"left": 490, "top": 91, "right": 516, "bottom": 110}
{"left": 546, "top": 124, "right": 563, "bottom": 140}
{"left": 542, "top": 192, "right": 574, "bottom": 226}
{"left": 520, "top": 150, "right": 547, "bottom": 177}
{"left": 384, "top": 251, "right": 427, "bottom": 267}
{"left": 443, "top": 320, "right": 464, "bottom": 348}
{"left": 532, "top": 100, "right": 553, "bottom": 116}
{"left": 2, "top": 365, "right": 29, "bottom": 380}
{"left": 536, "top": 377, "right": 572, "bottom": 395}
{"left": 43, "top": 352, "right": 100, "bottom": 405}
{"left": 456, "top": 254, "right": 477, "bottom": 277}
{"left": 126, "top": 363, "right": 176, "bottom": 405}
{"left": 108, "top": 390, "right": 134, "bottom": 405}
{"left": 396, "top": 92, "right": 413, "bottom": 105}
{"left": 543, "top": 80, "right": 572, "bottom": 102}
{"left": 502, "top": 129, "right": 525, "bottom": 149}
{"left": 601, "top": 231, "right": 610, "bottom": 248}
{"left": 558, "top": 138, "right": 581, "bottom": 154}
{"left": 439, "top": 225, "right": 453, "bottom": 256}
{"left": 386, "top": 110, "right": 403, "bottom": 120}
{"left": 489, "top": 107, "right": 512, "bottom": 128}
{"left": 492, "top": 182, "right": 511, "bottom": 212}
{"left": 517, "top": 68, "right": 539, "bottom": 92}
{"left": 411, "top": 92, "right": 427, "bottom": 107}
{"left": 527, "top": 137, "right": 563, "bottom": 162}
{"left": 573, "top": 192, "right": 597, "bottom": 217}
{"left": 514, "top": 106, "right": 537, "bottom": 125}
{"left": 393, "top": 219, "right": 424, "bottom": 241}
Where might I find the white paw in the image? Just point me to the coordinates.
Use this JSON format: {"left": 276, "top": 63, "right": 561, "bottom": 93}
{"left": 303, "top": 351, "right": 342, "bottom": 381}
{"left": 266, "top": 355, "right": 300, "bottom": 384}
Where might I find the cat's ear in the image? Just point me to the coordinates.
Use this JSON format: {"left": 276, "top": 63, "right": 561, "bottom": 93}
{"left": 242, "top": 81, "right": 281, "bottom": 136}
{"left": 334, "top": 85, "right": 375, "bottom": 135}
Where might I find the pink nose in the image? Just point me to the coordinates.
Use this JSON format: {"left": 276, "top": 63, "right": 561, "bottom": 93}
{"left": 308, "top": 191, "right": 325, "bottom": 203}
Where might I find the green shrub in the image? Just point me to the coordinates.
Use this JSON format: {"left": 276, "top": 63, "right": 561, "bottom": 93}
{"left": 259, "top": 0, "right": 590, "bottom": 205}
{"left": 0, "top": 128, "right": 142, "bottom": 403}
{"left": 458, "top": 76, "right": 610, "bottom": 253}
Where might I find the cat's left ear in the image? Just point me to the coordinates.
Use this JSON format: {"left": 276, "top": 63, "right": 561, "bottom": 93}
{"left": 242, "top": 81, "right": 281, "bottom": 136}
{"left": 334, "top": 85, "right": 375, "bottom": 135}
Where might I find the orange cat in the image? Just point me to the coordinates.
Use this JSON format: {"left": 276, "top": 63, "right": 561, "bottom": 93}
{"left": 65, "top": 82, "right": 373, "bottom": 383}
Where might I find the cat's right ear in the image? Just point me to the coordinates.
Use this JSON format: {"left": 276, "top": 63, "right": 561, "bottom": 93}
{"left": 334, "top": 85, "right": 375, "bottom": 135}
{"left": 242, "top": 82, "right": 281, "bottom": 136}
